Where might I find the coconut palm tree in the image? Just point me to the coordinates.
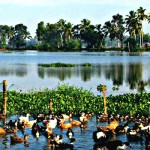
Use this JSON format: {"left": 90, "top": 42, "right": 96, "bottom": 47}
{"left": 137, "top": 7, "right": 148, "bottom": 47}
{"left": 95, "top": 24, "right": 105, "bottom": 50}
{"left": 64, "top": 22, "right": 73, "bottom": 42}
{"left": 125, "top": 10, "right": 142, "bottom": 40}
{"left": 80, "top": 19, "right": 91, "bottom": 33}
{"left": 57, "top": 19, "right": 66, "bottom": 48}
{"left": 111, "top": 14, "right": 125, "bottom": 48}
{"left": 125, "top": 10, "right": 142, "bottom": 51}
{"left": 103, "top": 21, "right": 113, "bottom": 47}
{"left": 79, "top": 19, "right": 91, "bottom": 49}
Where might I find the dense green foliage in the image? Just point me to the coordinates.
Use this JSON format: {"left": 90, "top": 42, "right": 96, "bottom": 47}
{"left": 0, "top": 84, "right": 149, "bottom": 116}
{"left": 0, "top": 7, "right": 150, "bottom": 51}
{"left": 38, "top": 63, "right": 75, "bottom": 67}
{"left": 38, "top": 63, "right": 92, "bottom": 67}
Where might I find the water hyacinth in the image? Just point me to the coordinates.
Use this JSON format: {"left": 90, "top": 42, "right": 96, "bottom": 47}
{"left": 0, "top": 84, "right": 149, "bottom": 116}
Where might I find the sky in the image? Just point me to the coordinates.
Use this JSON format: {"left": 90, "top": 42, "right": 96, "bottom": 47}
{"left": 0, "top": 0, "right": 149, "bottom": 37}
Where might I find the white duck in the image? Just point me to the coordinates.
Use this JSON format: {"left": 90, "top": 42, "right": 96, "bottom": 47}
{"left": 43, "top": 118, "right": 57, "bottom": 129}
{"left": 18, "top": 113, "right": 30, "bottom": 124}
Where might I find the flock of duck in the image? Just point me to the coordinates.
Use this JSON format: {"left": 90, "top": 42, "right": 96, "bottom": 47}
{"left": 0, "top": 111, "right": 150, "bottom": 150}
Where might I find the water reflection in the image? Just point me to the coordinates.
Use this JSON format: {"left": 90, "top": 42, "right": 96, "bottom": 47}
{"left": 0, "top": 52, "right": 150, "bottom": 94}
{"left": 0, "top": 64, "right": 27, "bottom": 77}
{"left": 126, "top": 63, "right": 143, "bottom": 90}
{"left": 36, "top": 63, "right": 149, "bottom": 92}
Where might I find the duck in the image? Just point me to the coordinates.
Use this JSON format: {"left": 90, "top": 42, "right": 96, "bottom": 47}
{"left": 55, "top": 134, "right": 63, "bottom": 144}
{"left": 0, "top": 127, "right": 6, "bottom": 135}
{"left": 10, "top": 134, "right": 30, "bottom": 145}
{"left": 114, "top": 122, "right": 129, "bottom": 134}
{"left": 126, "top": 130, "right": 143, "bottom": 142}
{"left": 62, "top": 113, "right": 72, "bottom": 121}
{"left": 18, "top": 113, "right": 30, "bottom": 124}
{"left": 35, "top": 131, "right": 40, "bottom": 141}
{"left": 105, "top": 140, "right": 131, "bottom": 150}
{"left": 106, "top": 118, "right": 118, "bottom": 134}
{"left": 59, "top": 122, "right": 72, "bottom": 130}
{"left": 70, "top": 118, "right": 81, "bottom": 126}
{"left": 66, "top": 128, "right": 74, "bottom": 139}
{"left": 32, "top": 123, "right": 42, "bottom": 135}
{"left": 26, "top": 119, "right": 37, "bottom": 127}
{"left": 93, "top": 128, "right": 106, "bottom": 144}
{"left": 55, "top": 138, "right": 76, "bottom": 150}
{"left": 96, "top": 126, "right": 109, "bottom": 133}
{"left": 96, "top": 113, "right": 108, "bottom": 123}
{"left": 17, "top": 121, "right": 26, "bottom": 134}
{"left": 43, "top": 118, "right": 57, "bottom": 129}
{"left": 6, "top": 120, "right": 17, "bottom": 129}
{"left": 44, "top": 127, "right": 55, "bottom": 139}
{"left": 80, "top": 122, "right": 87, "bottom": 131}
{"left": 4, "top": 126, "right": 17, "bottom": 134}
{"left": 36, "top": 113, "right": 45, "bottom": 122}
{"left": 79, "top": 113, "right": 88, "bottom": 123}
{"left": 139, "top": 122, "right": 150, "bottom": 131}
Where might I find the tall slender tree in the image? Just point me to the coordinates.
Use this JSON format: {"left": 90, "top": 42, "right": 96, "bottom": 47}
{"left": 125, "top": 10, "right": 142, "bottom": 40}
{"left": 36, "top": 21, "right": 45, "bottom": 42}
{"left": 57, "top": 19, "right": 66, "bottom": 49}
{"left": 137, "top": 7, "right": 147, "bottom": 47}
{"left": 125, "top": 10, "right": 142, "bottom": 51}
{"left": 111, "top": 14, "right": 125, "bottom": 48}
{"left": 64, "top": 22, "right": 73, "bottom": 42}
{"left": 95, "top": 24, "right": 105, "bottom": 50}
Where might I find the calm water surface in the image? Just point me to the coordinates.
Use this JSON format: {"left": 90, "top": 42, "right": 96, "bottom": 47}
{"left": 0, "top": 51, "right": 149, "bottom": 149}
{"left": 0, "top": 51, "right": 150, "bottom": 95}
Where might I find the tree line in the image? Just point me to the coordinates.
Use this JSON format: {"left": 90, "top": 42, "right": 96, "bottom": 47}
{"left": 0, "top": 7, "right": 150, "bottom": 51}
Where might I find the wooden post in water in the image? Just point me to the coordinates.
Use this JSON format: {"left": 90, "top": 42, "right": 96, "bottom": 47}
{"left": 3, "top": 80, "right": 7, "bottom": 116}
{"left": 103, "top": 85, "right": 107, "bottom": 115}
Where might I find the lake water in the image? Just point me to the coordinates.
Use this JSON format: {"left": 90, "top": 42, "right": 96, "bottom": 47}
{"left": 0, "top": 51, "right": 150, "bottom": 96}
{"left": 0, "top": 51, "right": 149, "bottom": 149}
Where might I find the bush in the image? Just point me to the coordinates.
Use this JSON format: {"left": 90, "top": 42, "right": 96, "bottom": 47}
{"left": 64, "top": 39, "right": 80, "bottom": 50}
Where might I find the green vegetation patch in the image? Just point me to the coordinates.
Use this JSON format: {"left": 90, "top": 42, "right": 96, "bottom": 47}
{"left": 38, "top": 63, "right": 92, "bottom": 67}
{"left": 0, "top": 84, "right": 149, "bottom": 116}
{"left": 80, "top": 63, "right": 92, "bottom": 67}
{"left": 38, "top": 62, "right": 75, "bottom": 67}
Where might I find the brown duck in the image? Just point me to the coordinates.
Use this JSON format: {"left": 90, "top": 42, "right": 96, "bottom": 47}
{"left": 10, "top": 134, "right": 29, "bottom": 145}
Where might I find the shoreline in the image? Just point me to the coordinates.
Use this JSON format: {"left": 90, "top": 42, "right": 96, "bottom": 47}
{"left": 3, "top": 47, "right": 150, "bottom": 52}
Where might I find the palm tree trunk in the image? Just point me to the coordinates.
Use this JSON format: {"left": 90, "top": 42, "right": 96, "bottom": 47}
{"left": 142, "top": 31, "right": 143, "bottom": 47}
{"left": 128, "top": 42, "right": 130, "bottom": 52}
{"left": 140, "top": 33, "right": 141, "bottom": 48}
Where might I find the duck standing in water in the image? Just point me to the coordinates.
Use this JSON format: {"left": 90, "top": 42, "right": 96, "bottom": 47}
{"left": 66, "top": 128, "right": 74, "bottom": 139}
{"left": 105, "top": 140, "right": 131, "bottom": 150}
{"left": 55, "top": 138, "right": 76, "bottom": 150}
{"left": 10, "top": 134, "right": 30, "bottom": 145}
{"left": 93, "top": 128, "right": 107, "bottom": 149}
